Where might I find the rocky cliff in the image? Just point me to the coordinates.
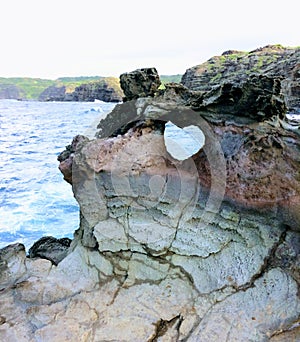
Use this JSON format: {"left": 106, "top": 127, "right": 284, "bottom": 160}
{"left": 0, "top": 84, "right": 23, "bottom": 99}
{"left": 37, "top": 85, "right": 67, "bottom": 101}
{"left": 38, "top": 80, "right": 123, "bottom": 102}
{"left": 182, "top": 44, "right": 300, "bottom": 111}
{"left": 1, "top": 65, "right": 300, "bottom": 341}
{"left": 0, "top": 77, "right": 123, "bottom": 102}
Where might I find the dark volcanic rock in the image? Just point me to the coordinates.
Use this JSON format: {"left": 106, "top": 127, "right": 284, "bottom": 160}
{"left": 28, "top": 236, "right": 72, "bottom": 265}
{"left": 96, "top": 73, "right": 286, "bottom": 138}
{"left": 120, "top": 67, "right": 161, "bottom": 101}
{"left": 68, "top": 81, "right": 122, "bottom": 102}
{"left": 199, "top": 74, "right": 286, "bottom": 123}
{"left": 182, "top": 44, "right": 300, "bottom": 111}
{"left": 39, "top": 81, "right": 123, "bottom": 103}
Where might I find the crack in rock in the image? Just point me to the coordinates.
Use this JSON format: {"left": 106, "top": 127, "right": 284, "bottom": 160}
{"left": 148, "top": 314, "right": 184, "bottom": 342}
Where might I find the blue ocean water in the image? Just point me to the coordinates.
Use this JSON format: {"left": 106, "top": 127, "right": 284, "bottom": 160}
{"left": 0, "top": 99, "right": 116, "bottom": 250}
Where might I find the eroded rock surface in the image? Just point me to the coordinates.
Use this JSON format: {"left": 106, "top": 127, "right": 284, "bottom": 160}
{"left": 28, "top": 236, "right": 72, "bottom": 265}
{"left": 120, "top": 67, "right": 161, "bottom": 101}
{"left": 1, "top": 66, "right": 300, "bottom": 341}
{"left": 182, "top": 44, "right": 300, "bottom": 111}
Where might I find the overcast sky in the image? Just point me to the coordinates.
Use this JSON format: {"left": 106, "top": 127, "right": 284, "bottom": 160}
{"left": 1, "top": 0, "right": 298, "bottom": 79}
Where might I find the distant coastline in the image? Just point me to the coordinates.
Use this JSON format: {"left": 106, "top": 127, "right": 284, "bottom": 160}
{"left": 0, "top": 75, "right": 182, "bottom": 102}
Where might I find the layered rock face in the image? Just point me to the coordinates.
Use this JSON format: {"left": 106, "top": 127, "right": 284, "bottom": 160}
{"left": 38, "top": 80, "right": 123, "bottom": 102}
{"left": 182, "top": 44, "right": 300, "bottom": 111}
{"left": 65, "top": 81, "right": 122, "bottom": 102}
{"left": 1, "top": 68, "right": 300, "bottom": 341}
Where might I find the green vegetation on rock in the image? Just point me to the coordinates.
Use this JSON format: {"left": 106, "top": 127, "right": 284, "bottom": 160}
{"left": 181, "top": 44, "right": 300, "bottom": 110}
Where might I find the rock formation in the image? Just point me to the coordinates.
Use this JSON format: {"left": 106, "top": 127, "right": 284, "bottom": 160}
{"left": 38, "top": 80, "right": 123, "bottom": 102}
{"left": 38, "top": 85, "right": 66, "bottom": 101}
{"left": 181, "top": 44, "right": 300, "bottom": 111}
{"left": 120, "top": 67, "right": 161, "bottom": 101}
{"left": 65, "top": 81, "right": 122, "bottom": 102}
{"left": 28, "top": 236, "right": 72, "bottom": 266}
{"left": 0, "top": 84, "right": 22, "bottom": 99}
{"left": 1, "top": 64, "right": 300, "bottom": 341}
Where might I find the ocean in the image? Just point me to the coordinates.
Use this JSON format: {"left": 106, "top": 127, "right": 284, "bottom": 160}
{"left": 0, "top": 99, "right": 116, "bottom": 250}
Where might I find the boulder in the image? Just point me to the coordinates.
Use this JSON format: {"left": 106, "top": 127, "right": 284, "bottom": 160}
{"left": 28, "top": 236, "right": 72, "bottom": 265}
{"left": 120, "top": 67, "right": 161, "bottom": 101}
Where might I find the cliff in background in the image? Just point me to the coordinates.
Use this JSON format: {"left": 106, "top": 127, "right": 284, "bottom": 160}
{"left": 0, "top": 77, "right": 54, "bottom": 100}
{"left": 181, "top": 44, "right": 300, "bottom": 111}
{"left": 38, "top": 79, "right": 123, "bottom": 102}
{"left": 0, "top": 76, "right": 123, "bottom": 102}
{"left": 0, "top": 84, "right": 24, "bottom": 99}
{"left": 0, "top": 75, "right": 181, "bottom": 102}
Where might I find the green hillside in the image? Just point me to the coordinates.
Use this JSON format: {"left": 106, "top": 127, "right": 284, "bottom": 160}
{"left": 0, "top": 77, "right": 54, "bottom": 99}
{"left": 0, "top": 76, "right": 122, "bottom": 100}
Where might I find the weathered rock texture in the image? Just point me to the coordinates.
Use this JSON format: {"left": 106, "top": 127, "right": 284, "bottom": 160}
{"left": 1, "top": 65, "right": 300, "bottom": 341}
{"left": 28, "top": 236, "right": 72, "bottom": 266}
{"left": 182, "top": 44, "right": 300, "bottom": 111}
{"left": 120, "top": 67, "right": 161, "bottom": 101}
{"left": 64, "top": 81, "right": 122, "bottom": 102}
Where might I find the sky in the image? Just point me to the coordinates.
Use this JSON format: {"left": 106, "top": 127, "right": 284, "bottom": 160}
{"left": 0, "top": 0, "right": 299, "bottom": 79}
